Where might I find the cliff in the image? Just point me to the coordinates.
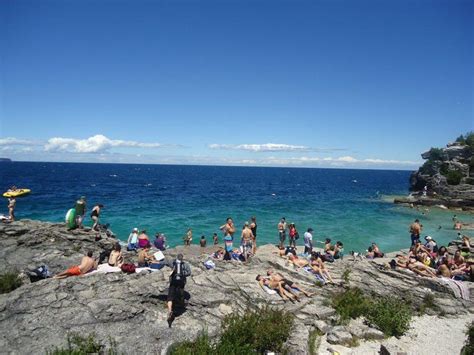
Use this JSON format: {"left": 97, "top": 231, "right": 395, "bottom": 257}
{"left": 398, "top": 133, "right": 474, "bottom": 209}
{"left": 0, "top": 220, "right": 472, "bottom": 354}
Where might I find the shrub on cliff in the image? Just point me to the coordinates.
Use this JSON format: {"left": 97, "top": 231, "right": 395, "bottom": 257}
{"left": 332, "top": 288, "right": 412, "bottom": 337}
{"left": 46, "top": 333, "right": 119, "bottom": 355}
{"left": 446, "top": 170, "right": 463, "bottom": 185}
{"left": 170, "top": 307, "right": 293, "bottom": 354}
{"left": 461, "top": 322, "right": 474, "bottom": 355}
{"left": 0, "top": 271, "right": 22, "bottom": 294}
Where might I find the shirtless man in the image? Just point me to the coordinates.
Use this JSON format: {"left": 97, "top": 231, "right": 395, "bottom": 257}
{"left": 7, "top": 197, "right": 16, "bottom": 222}
{"left": 287, "top": 253, "right": 309, "bottom": 269}
{"left": 409, "top": 219, "right": 422, "bottom": 245}
{"left": 277, "top": 217, "right": 287, "bottom": 249}
{"left": 137, "top": 246, "right": 154, "bottom": 267}
{"left": 54, "top": 251, "right": 97, "bottom": 278}
{"left": 241, "top": 222, "right": 255, "bottom": 262}
{"left": 256, "top": 275, "right": 297, "bottom": 302}
{"left": 220, "top": 217, "right": 236, "bottom": 252}
{"left": 266, "top": 269, "right": 313, "bottom": 297}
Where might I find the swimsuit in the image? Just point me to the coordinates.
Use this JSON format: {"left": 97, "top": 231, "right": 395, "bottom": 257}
{"left": 66, "top": 266, "right": 82, "bottom": 276}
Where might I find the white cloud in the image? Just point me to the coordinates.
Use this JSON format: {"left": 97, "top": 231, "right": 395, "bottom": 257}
{"left": 44, "top": 134, "right": 164, "bottom": 153}
{"left": 209, "top": 143, "right": 310, "bottom": 152}
{"left": 0, "top": 137, "right": 40, "bottom": 146}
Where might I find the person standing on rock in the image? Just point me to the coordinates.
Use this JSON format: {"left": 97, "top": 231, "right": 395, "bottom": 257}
{"left": 303, "top": 228, "right": 314, "bottom": 255}
{"left": 250, "top": 216, "right": 257, "bottom": 254}
{"left": 240, "top": 222, "right": 255, "bottom": 262}
{"left": 220, "top": 217, "right": 235, "bottom": 253}
{"left": 90, "top": 204, "right": 103, "bottom": 231}
{"left": 167, "top": 253, "right": 191, "bottom": 327}
{"left": 74, "top": 196, "right": 86, "bottom": 229}
{"left": 277, "top": 217, "right": 287, "bottom": 249}
{"left": 409, "top": 219, "right": 422, "bottom": 245}
{"left": 7, "top": 197, "right": 16, "bottom": 222}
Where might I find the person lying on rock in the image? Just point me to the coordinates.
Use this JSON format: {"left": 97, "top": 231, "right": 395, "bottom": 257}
{"left": 266, "top": 269, "right": 314, "bottom": 297}
{"left": 256, "top": 274, "right": 298, "bottom": 302}
{"left": 287, "top": 253, "right": 309, "bottom": 269}
{"left": 310, "top": 252, "right": 334, "bottom": 283}
{"left": 54, "top": 250, "right": 97, "bottom": 279}
{"left": 391, "top": 255, "right": 437, "bottom": 278}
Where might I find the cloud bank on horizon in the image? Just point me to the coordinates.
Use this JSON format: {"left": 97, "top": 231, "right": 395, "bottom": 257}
{"left": 0, "top": 134, "right": 421, "bottom": 169}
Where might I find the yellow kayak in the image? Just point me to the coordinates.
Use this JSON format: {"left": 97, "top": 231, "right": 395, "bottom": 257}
{"left": 3, "top": 189, "right": 31, "bottom": 198}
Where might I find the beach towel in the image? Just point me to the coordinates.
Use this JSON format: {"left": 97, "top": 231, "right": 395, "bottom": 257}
{"left": 85, "top": 264, "right": 122, "bottom": 275}
{"left": 263, "top": 285, "right": 277, "bottom": 295}
{"left": 135, "top": 267, "right": 160, "bottom": 273}
{"left": 303, "top": 267, "right": 326, "bottom": 284}
{"left": 154, "top": 250, "right": 165, "bottom": 261}
{"left": 439, "top": 277, "right": 470, "bottom": 300}
{"left": 204, "top": 260, "right": 215, "bottom": 269}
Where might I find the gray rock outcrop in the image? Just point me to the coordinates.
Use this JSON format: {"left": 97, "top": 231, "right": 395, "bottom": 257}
{"left": 0, "top": 220, "right": 472, "bottom": 354}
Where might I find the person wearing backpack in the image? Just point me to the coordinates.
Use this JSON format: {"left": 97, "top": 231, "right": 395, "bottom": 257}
{"left": 167, "top": 253, "right": 191, "bottom": 326}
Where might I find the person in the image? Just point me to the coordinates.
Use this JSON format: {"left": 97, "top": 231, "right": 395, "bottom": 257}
{"left": 288, "top": 223, "right": 298, "bottom": 248}
{"left": 423, "top": 185, "right": 428, "bottom": 197}
{"left": 267, "top": 269, "right": 314, "bottom": 297}
{"left": 213, "top": 233, "right": 219, "bottom": 245}
{"left": 90, "top": 204, "right": 103, "bottom": 231}
{"left": 183, "top": 228, "right": 192, "bottom": 246}
{"left": 137, "top": 246, "right": 154, "bottom": 267}
{"left": 453, "top": 250, "right": 466, "bottom": 270}
{"left": 409, "top": 219, "right": 422, "bottom": 245}
{"left": 167, "top": 254, "right": 191, "bottom": 326}
{"left": 310, "top": 252, "right": 334, "bottom": 283}
{"left": 127, "top": 227, "right": 139, "bottom": 251}
{"left": 220, "top": 217, "right": 235, "bottom": 253}
{"left": 287, "top": 253, "right": 309, "bottom": 269}
{"left": 54, "top": 251, "right": 97, "bottom": 278}
{"left": 366, "top": 246, "right": 375, "bottom": 259}
{"left": 327, "top": 241, "right": 344, "bottom": 259}
{"left": 74, "top": 196, "right": 86, "bottom": 229}
{"left": 108, "top": 243, "right": 123, "bottom": 267}
{"left": 138, "top": 230, "right": 151, "bottom": 249}
{"left": 256, "top": 275, "right": 297, "bottom": 302}
{"left": 303, "top": 228, "right": 313, "bottom": 255}
{"left": 461, "top": 235, "right": 471, "bottom": 255}
{"left": 277, "top": 217, "right": 287, "bottom": 249}
{"left": 7, "top": 197, "right": 16, "bottom": 222}
{"left": 200, "top": 235, "right": 207, "bottom": 247}
{"left": 250, "top": 216, "right": 257, "bottom": 254}
{"left": 424, "top": 236, "right": 438, "bottom": 254}
{"left": 372, "top": 243, "right": 384, "bottom": 258}
{"left": 454, "top": 221, "right": 462, "bottom": 230}
{"left": 323, "top": 238, "right": 332, "bottom": 253}
{"left": 154, "top": 233, "right": 166, "bottom": 251}
{"left": 240, "top": 222, "right": 255, "bottom": 262}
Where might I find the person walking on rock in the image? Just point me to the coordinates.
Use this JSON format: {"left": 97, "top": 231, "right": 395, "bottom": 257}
{"left": 90, "top": 204, "right": 103, "bottom": 231}
{"left": 167, "top": 253, "right": 191, "bottom": 327}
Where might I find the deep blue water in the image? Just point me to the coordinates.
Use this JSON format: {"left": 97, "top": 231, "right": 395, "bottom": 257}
{"left": 1, "top": 162, "right": 472, "bottom": 252}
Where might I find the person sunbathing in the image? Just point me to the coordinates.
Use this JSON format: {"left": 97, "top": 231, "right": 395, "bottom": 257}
{"left": 256, "top": 275, "right": 297, "bottom": 302}
{"left": 310, "top": 252, "right": 334, "bottom": 283}
{"left": 392, "top": 256, "right": 437, "bottom": 278}
{"left": 266, "top": 269, "right": 314, "bottom": 297}
{"left": 287, "top": 253, "right": 309, "bottom": 269}
{"left": 54, "top": 251, "right": 97, "bottom": 279}
{"left": 453, "top": 250, "right": 466, "bottom": 270}
{"left": 137, "top": 246, "right": 154, "bottom": 267}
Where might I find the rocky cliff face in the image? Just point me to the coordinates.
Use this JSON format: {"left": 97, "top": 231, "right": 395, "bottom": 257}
{"left": 408, "top": 138, "right": 474, "bottom": 209}
{"left": 0, "top": 220, "right": 472, "bottom": 354}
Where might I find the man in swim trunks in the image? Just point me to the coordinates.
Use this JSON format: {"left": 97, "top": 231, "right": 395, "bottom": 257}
{"left": 278, "top": 217, "right": 287, "bottom": 249}
{"left": 220, "top": 217, "right": 236, "bottom": 252}
{"left": 266, "top": 269, "right": 313, "bottom": 297}
{"left": 241, "top": 221, "right": 255, "bottom": 262}
{"left": 54, "top": 251, "right": 97, "bottom": 278}
{"left": 409, "top": 219, "right": 422, "bottom": 245}
{"left": 256, "top": 275, "right": 297, "bottom": 302}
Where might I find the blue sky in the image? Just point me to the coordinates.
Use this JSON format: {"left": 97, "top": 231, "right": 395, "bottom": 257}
{"left": 1, "top": 0, "right": 472, "bottom": 169}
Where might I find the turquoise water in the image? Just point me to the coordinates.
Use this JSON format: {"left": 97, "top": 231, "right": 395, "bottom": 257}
{"left": 1, "top": 162, "right": 472, "bottom": 253}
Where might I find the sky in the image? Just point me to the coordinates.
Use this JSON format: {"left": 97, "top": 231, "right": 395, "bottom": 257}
{"left": 0, "top": 0, "right": 472, "bottom": 170}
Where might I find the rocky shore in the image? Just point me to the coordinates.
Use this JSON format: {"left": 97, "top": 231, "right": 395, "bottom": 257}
{"left": 395, "top": 136, "right": 474, "bottom": 211}
{"left": 0, "top": 220, "right": 473, "bottom": 354}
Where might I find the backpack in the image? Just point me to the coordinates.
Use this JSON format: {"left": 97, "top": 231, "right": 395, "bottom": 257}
{"left": 27, "top": 265, "right": 51, "bottom": 282}
{"left": 171, "top": 261, "right": 190, "bottom": 282}
{"left": 121, "top": 263, "right": 136, "bottom": 274}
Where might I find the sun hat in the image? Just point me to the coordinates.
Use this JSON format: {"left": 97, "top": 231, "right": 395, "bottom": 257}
{"left": 425, "top": 236, "right": 432, "bottom": 241}
{"left": 133, "top": 227, "right": 138, "bottom": 232}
